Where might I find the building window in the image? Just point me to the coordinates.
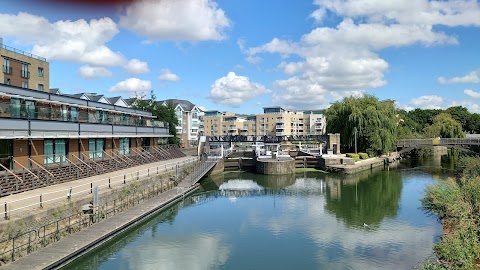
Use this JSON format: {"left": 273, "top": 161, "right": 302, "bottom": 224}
{"left": 119, "top": 138, "right": 130, "bottom": 155}
{"left": 4, "top": 78, "right": 10, "bottom": 85}
{"left": 21, "top": 81, "right": 28, "bottom": 89}
{"left": 89, "top": 139, "right": 104, "bottom": 159}
{"left": 38, "top": 84, "right": 44, "bottom": 92}
{"left": 44, "top": 139, "right": 67, "bottom": 165}
{"left": 3, "top": 59, "right": 11, "bottom": 74}
{"left": 38, "top": 67, "right": 44, "bottom": 77}
{"left": 21, "top": 63, "right": 29, "bottom": 78}
{"left": 68, "top": 106, "right": 79, "bottom": 122}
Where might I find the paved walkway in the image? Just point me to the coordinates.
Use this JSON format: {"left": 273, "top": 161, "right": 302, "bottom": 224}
{"left": 1, "top": 180, "right": 200, "bottom": 270}
{"left": 0, "top": 155, "right": 197, "bottom": 222}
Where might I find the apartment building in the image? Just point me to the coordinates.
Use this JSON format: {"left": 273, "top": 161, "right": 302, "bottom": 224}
{"left": 203, "top": 107, "right": 326, "bottom": 138}
{"left": 0, "top": 41, "right": 170, "bottom": 173}
{"left": 1, "top": 38, "right": 49, "bottom": 92}
{"left": 159, "top": 99, "right": 204, "bottom": 148}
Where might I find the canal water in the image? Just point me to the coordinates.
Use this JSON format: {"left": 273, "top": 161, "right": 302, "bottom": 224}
{"left": 65, "top": 158, "right": 451, "bottom": 270}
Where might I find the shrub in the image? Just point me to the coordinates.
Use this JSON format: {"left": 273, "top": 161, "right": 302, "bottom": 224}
{"left": 346, "top": 153, "right": 360, "bottom": 162}
{"left": 358, "top": 152, "right": 369, "bottom": 160}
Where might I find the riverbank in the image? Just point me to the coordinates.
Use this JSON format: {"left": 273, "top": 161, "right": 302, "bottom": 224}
{"left": 1, "top": 182, "right": 200, "bottom": 270}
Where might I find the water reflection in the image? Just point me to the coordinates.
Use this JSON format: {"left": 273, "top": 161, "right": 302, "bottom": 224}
{"left": 66, "top": 160, "right": 444, "bottom": 270}
{"left": 324, "top": 170, "right": 403, "bottom": 228}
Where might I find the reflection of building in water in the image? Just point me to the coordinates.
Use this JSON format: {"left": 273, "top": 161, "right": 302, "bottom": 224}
{"left": 327, "top": 179, "right": 342, "bottom": 199}
{"left": 255, "top": 173, "right": 296, "bottom": 189}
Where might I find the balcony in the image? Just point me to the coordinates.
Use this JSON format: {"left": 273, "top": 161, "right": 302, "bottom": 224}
{"left": 276, "top": 132, "right": 286, "bottom": 136}
{"left": 21, "top": 71, "right": 30, "bottom": 79}
{"left": 276, "top": 118, "right": 285, "bottom": 123}
{"left": 228, "top": 127, "right": 237, "bottom": 131}
{"left": 276, "top": 125, "right": 284, "bottom": 129}
{"left": 3, "top": 65, "right": 12, "bottom": 75}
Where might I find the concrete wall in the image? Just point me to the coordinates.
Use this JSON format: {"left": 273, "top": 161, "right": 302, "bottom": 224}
{"left": 255, "top": 158, "right": 295, "bottom": 175}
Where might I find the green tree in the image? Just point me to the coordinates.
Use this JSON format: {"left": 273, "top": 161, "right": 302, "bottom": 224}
{"left": 131, "top": 91, "right": 180, "bottom": 145}
{"left": 325, "top": 95, "right": 398, "bottom": 156}
{"left": 423, "top": 113, "right": 464, "bottom": 138}
{"left": 446, "top": 106, "right": 471, "bottom": 132}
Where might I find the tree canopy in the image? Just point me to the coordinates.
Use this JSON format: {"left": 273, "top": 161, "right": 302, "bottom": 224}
{"left": 130, "top": 91, "right": 180, "bottom": 145}
{"left": 423, "top": 113, "right": 465, "bottom": 138}
{"left": 325, "top": 95, "right": 398, "bottom": 156}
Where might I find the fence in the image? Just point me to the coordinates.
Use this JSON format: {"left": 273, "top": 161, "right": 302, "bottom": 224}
{"left": 0, "top": 154, "right": 222, "bottom": 265}
{"left": 0, "top": 157, "right": 199, "bottom": 220}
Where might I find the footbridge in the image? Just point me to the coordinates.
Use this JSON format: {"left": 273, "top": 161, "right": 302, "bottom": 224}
{"left": 396, "top": 138, "right": 480, "bottom": 153}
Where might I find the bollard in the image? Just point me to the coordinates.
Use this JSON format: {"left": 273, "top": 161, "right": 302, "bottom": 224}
{"left": 40, "top": 194, "right": 43, "bottom": 208}
{"left": 148, "top": 168, "right": 150, "bottom": 176}
{"left": 109, "top": 178, "right": 111, "bottom": 189}
{"left": 90, "top": 183, "right": 93, "bottom": 194}
{"left": 124, "top": 175, "right": 126, "bottom": 184}
{"left": 4, "top": 202, "right": 7, "bottom": 220}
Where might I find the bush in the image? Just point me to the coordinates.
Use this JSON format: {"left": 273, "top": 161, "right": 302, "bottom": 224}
{"left": 346, "top": 153, "right": 360, "bottom": 162}
{"left": 358, "top": 152, "right": 369, "bottom": 160}
{"left": 421, "top": 156, "right": 480, "bottom": 269}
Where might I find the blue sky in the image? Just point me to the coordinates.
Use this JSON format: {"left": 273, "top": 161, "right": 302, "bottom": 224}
{"left": 1, "top": 0, "right": 479, "bottom": 114}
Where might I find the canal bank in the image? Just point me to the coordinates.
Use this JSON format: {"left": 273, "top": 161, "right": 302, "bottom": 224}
{"left": 1, "top": 183, "right": 200, "bottom": 270}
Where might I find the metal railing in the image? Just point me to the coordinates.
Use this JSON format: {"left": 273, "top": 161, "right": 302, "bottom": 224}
{"left": 0, "top": 154, "right": 224, "bottom": 265}
{"left": 1, "top": 43, "right": 47, "bottom": 62}
{"left": 397, "top": 138, "right": 480, "bottom": 147}
{"left": 0, "top": 157, "right": 199, "bottom": 220}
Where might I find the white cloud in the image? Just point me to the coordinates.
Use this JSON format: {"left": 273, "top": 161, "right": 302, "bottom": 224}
{"left": 409, "top": 95, "right": 445, "bottom": 109}
{"left": 245, "top": 0, "right": 477, "bottom": 108}
{"left": 0, "top": 12, "right": 124, "bottom": 66}
{"left": 78, "top": 66, "right": 112, "bottom": 79}
{"left": 126, "top": 59, "right": 149, "bottom": 74}
{"left": 438, "top": 70, "right": 480, "bottom": 84}
{"left": 119, "top": 0, "right": 230, "bottom": 41}
{"left": 207, "top": 72, "right": 271, "bottom": 107}
{"left": 311, "top": 0, "right": 480, "bottom": 26}
{"left": 464, "top": 89, "right": 480, "bottom": 98}
{"left": 246, "top": 55, "right": 262, "bottom": 64}
{"left": 158, "top": 69, "right": 180, "bottom": 82}
{"left": 108, "top": 78, "right": 152, "bottom": 95}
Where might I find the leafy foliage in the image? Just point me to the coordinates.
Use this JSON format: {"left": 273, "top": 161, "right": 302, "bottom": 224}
{"left": 421, "top": 157, "right": 480, "bottom": 269}
{"left": 325, "top": 95, "right": 398, "bottom": 156}
{"left": 423, "top": 113, "right": 465, "bottom": 138}
{"left": 130, "top": 91, "right": 180, "bottom": 145}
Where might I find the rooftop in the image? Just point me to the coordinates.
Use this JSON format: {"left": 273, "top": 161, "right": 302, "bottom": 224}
{"left": 0, "top": 38, "right": 47, "bottom": 62}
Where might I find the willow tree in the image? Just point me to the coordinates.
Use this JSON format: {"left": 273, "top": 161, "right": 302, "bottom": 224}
{"left": 423, "top": 113, "right": 464, "bottom": 138}
{"left": 325, "top": 95, "right": 398, "bottom": 156}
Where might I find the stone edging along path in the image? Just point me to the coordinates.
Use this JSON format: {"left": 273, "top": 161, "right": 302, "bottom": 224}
{"left": 1, "top": 183, "right": 200, "bottom": 270}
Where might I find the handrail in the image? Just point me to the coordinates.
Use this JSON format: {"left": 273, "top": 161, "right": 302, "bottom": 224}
{"left": 131, "top": 148, "right": 148, "bottom": 162}
{"left": 142, "top": 148, "right": 156, "bottom": 159}
{"left": 71, "top": 154, "right": 93, "bottom": 170}
{"left": 102, "top": 150, "right": 122, "bottom": 165}
{"left": 81, "top": 153, "right": 102, "bottom": 169}
{"left": 64, "top": 156, "right": 82, "bottom": 170}
{"left": 13, "top": 160, "right": 39, "bottom": 180}
{"left": 110, "top": 151, "right": 129, "bottom": 164}
{"left": 0, "top": 163, "right": 24, "bottom": 183}
{"left": 114, "top": 150, "right": 134, "bottom": 163}
{"left": 0, "top": 156, "right": 201, "bottom": 218}
{"left": 28, "top": 158, "right": 54, "bottom": 178}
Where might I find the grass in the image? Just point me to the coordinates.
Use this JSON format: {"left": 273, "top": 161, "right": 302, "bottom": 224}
{"left": 421, "top": 156, "right": 480, "bottom": 269}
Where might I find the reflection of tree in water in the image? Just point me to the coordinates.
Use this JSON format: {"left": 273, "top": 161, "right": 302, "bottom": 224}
{"left": 324, "top": 170, "right": 403, "bottom": 228}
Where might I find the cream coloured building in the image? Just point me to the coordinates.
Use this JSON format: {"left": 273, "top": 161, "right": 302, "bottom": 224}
{"left": 203, "top": 107, "right": 326, "bottom": 138}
